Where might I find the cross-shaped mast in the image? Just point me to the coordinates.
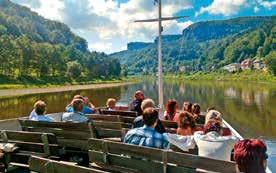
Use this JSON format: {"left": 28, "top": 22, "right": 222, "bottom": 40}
{"left": 134, "top": 0, "right": 188, "bottom": 115}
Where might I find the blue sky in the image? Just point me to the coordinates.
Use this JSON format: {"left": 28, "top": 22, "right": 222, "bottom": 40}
{"left": 11, "top": 0, "right": 276, "bottom": 53}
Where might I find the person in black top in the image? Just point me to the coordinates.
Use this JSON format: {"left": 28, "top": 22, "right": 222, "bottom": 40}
{"left": 129, "top": 90, "right": 145, "bottom": 115}
{"left": 132, "top": 98, "right": 166, "bottom": 134}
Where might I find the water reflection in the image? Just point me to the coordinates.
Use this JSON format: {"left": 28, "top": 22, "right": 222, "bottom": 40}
{"left": 0, "top": 86, "right": 125, "bottom": 119}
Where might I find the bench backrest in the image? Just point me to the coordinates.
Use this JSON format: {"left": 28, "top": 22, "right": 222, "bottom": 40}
{"left": 29, "top": 156, "right": 110, "bottom": 173}
{"left": 87, "top": 114, "right": 134, "bottom": 128}
{"left": 18, "top": 119, "right": 126, "bottom": 149}
{"left": 18, "top": 119, "right": 95, "bottom": 150}
{"left": 0, "top": 130, "right": 58, "bottom": 165}
{"left": 101, "top": 110, "right": 137, "bottom": 117}
{"left": 88, "top": 138, "right": 236, "bottom": 173}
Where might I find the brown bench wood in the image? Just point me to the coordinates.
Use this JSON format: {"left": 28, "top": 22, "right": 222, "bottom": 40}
{"left": 29, "top": 156, "right": 110, "bottom": 173}
{"left": 88, "top": 138, "right": 236, "bottom": 173}
{"left": 0, "top": 130, "right": 59, "bottom": 169}
{"left": 101, "top": 110, "right": 138, "bottom": 117}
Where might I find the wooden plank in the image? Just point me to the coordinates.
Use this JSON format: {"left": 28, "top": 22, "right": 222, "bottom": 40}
{"left": 29, "top": 156, "right": 110, "bottom": 173}
{"left": 2, "top": 130, "right": 57, "bottom": 144}
{"left": 88, "top": 114, "right": 120, "bottom": 122}
{"left": 167, "top": 151, "right": 236, "bottom": 173}
{"left": 57, "top": 138, "right": 88, "bottom": 150}
{"left": 101, "top": 110, "right": 137, "bottom": 117}
{"left": 88, "top": 138, "right": 163, "bottom": 161}
{"left": 89, "top": 150, "right": 193, "bottom": 173}
{"left": 18, "top": 119, "right": 90, "bottom": 131}
{"left": 119, "top": 116, "right": 135, "bottom": 124}
{"left": 25, "top": 127, "right": 92, "bottom": 140}
{"left": 96, "top": 129, "right": 123, "bottom": 139}
{"left": 88, "top": 138, "right": 236, "bottom": 173}
{"left": 93, "top": 121, "right": 123, "bottom": 130}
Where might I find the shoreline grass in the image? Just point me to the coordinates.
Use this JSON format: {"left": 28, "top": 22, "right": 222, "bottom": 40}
{"left": 164, "top": 70, "right": 276, "bottom": 83}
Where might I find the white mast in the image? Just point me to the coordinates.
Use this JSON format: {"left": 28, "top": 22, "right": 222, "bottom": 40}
{"left": 157, "top": 0, "right": 163, "bottom": 115}
{"left": 134, "top": 0, "right": 188, "bottom": 115}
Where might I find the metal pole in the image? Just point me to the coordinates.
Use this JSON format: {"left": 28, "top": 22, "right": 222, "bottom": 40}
{"left": 158, "top": 0, "right": 163, "bottom": 116}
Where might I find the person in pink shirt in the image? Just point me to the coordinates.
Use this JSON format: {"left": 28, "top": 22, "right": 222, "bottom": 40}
{"left": 164, "top": 99, "right": 179, "bottom": 121}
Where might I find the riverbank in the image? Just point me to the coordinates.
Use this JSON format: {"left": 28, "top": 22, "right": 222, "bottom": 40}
{"left": 0, "top": 80, "right": 137, "bottom": 98}
{"left": 165, "top": 70, "right": 276, "bottom": 83}
{"left": 0, "top": 77, "right": 138, "bottom": 90}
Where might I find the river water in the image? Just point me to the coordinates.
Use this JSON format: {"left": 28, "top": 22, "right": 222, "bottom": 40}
{"left": 0, "top": 79, "right": 275, "bottom": 170}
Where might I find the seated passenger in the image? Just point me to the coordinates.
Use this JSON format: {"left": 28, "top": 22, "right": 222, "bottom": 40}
{"left": 234, "top": 139, "right": 268, "bottom": 173}
{"left": 83, "top": 97, "right": 96, "bottom": 114}
{"left": 124, "top": 107, "right": 169, "bottom": 149}
{"left": 129, "top": 90, "right": 145, "bottom": 115}
{"left": 205, "top": 110, "right": 222, "bottom": 125}
{"left": 183, "top": 101, "right": 192, "bottom": 113}
{"left": 133, "top": 98, "right": 166, "bottom": 133}
{"left": 167, "top": 120, "right": 237, "bottom": 160}
{"left": 29, "top": 100, "right": 54, "bottom": 122}
{"left": 106, "top": 98, "right": 116, "bottom": 110}
{"left": 177, "top": 111, "right": 195, "bottom": 136}
{"left": 62, "top": 99, "right": 89, "bottom": 123}
{"left": 192, "top": 103, "right": 204, "bottom": 124}
{"left": 65, "top": 95, "right": 95, "bottom": 114}
{"left": 164, "top": 99, "right": 179, "bottom": 121}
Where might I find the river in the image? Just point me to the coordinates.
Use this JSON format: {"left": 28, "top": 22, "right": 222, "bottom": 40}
{"left": 0, "top": 79, "right": 275, "bottom": 171}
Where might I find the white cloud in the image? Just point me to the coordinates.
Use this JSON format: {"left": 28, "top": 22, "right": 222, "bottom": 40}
{"left": 257, "top": 0, "right": 276, "bottom": 10}
{"left": 12, "top": 0, "right": 193, "bottom": 53}
{"left": 254, "top": 6, "right": 260, "bottom": 12}
{"left": 89, "top": 42, "right": 113, "bottom": 53}
{"left": 196, "top": 0, "right": 247, "bottom": 16}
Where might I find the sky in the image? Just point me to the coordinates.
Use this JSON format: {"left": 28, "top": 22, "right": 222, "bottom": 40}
{"left": 11, "top": 0, "right": 276, "bottom": 54}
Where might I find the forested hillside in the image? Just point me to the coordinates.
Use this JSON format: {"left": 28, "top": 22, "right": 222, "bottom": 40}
{"left": 0, "top": 0, "right": 121, "bottom": 84}
{"left": 111, "top": 16, "right": 275, "bottom": 75}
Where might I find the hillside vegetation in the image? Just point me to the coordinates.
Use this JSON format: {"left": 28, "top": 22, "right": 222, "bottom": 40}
{"left": 0, "top": 0, "right": 121, "bottom": 84}
{"left": 111, "top": 16, "right": 276, "bottom": 76}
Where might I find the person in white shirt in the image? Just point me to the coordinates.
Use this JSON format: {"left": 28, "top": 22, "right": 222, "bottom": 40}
{"left": 167, "top": 120, "right": 238, "bottom": 161}
{"left": 29, "top": 100, "right": 54, "bottom": 122}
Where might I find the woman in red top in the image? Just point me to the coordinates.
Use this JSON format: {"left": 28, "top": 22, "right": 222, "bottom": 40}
{"left": 164, "top": 99, "right": 179, "bottom": 121}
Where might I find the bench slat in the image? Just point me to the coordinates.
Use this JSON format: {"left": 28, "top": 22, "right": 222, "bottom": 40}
{"left": 29, "top": 156, "right": 110, "bottom": 173}
{"left": 88, "top": 138, "right": 236, "bottom": 173}
{"left": 101, "top": 110, "right": 137, "bottom": 117}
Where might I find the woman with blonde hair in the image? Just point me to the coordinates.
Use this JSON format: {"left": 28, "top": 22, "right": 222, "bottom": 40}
{"left": 106, "top": 98, "right": 116, "bottom": 110}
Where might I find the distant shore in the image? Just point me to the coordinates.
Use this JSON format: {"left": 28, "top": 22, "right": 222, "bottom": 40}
{"left": 0, "top": 81, "right": 136, "bottom": 98}
{"left": 165, "top": 70, "right": 276, "bottom": 83}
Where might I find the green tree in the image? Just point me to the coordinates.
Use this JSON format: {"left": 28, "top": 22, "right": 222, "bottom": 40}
{"left": 265, "top": 51, "right": 276, "bottom": 75}
{"left": 66, "top": 61, "right": 82, "bottom": 79}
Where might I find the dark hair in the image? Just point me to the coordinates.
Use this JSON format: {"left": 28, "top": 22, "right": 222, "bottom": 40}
{"left": 72, "top": 99, "right": 84, "bottom": 112}
{"left": 165, "top": 99, "right": 177, "bottom": 118}
{"left": 183, "top": 102, "right": 192, "bottom": 112}
{"left": 203, "top": 121, "right": 221, "bottom": 134}
{"left": 192, "top": 103, "right": 200, "bottom": 115}
{"left": 179, "top": 111, "right": 195, "bottom": 129}
{"left": 143, "top": 107, "right": 158, "bottom": 126}
{"left": 34, "top": 100, "right": 46, "bottom": 115}
{"left": 234, "top": 139, "right": 267, "bottom": 173}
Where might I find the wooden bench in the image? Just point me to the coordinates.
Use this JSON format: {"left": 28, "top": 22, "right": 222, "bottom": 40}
{"left": 88, "top": 114, "right": 134, "bottom": 128}
{"left": 18, "top": 119, "right": 127, "bottom": 150}
{"left": 101, "top": 110, "right": 138, "bottom": 117}
{"left": 29, "top": 156, "right": 110, "bottom": 173}
{"left": 0, "top": 130, "right": 59, "bottom": 170}
{"left": 88, "top": 138, "right": 236, "bottom": 173}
